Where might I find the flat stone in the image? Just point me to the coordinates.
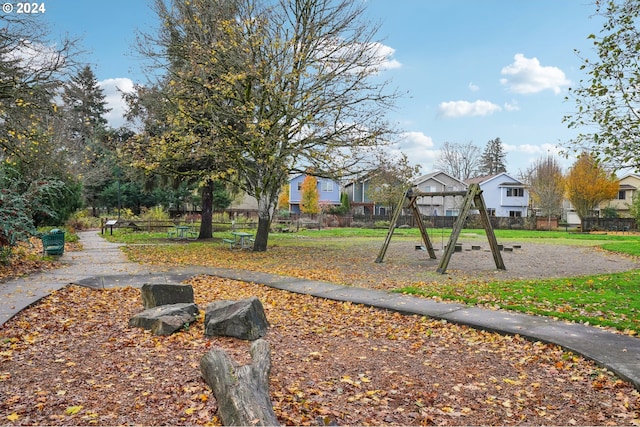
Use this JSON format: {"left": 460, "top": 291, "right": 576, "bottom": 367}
{"left": 140, "top": 283, "right": 194, "bottom": 309}
{"left": 129, "top": 303, "right": 199, "bottom": 335}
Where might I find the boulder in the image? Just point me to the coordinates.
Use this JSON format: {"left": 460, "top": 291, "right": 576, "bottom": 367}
{"left": 129, "top": 303, "right": 199, "bottom": 335}
{"left": 204, "top": 297, "right": 269, "bottom": 341}
{"left": 140, "top": 283, "right": 194, "bottom": 309}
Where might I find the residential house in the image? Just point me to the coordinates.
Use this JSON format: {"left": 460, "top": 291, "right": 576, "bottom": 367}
{"left": 465, "top": 172, "right": 529, "bottom": 217}
{"left": 288, "top": 174, "right": 341, "bottom": 214}
{"left": 600, "top": 173, "right": 640, "bottom": 217}
{"left": 343, "top": 174, "right": 389, "bottom": 216}
{"left": 412, "top": 171, "right": 468, "bottom": 216}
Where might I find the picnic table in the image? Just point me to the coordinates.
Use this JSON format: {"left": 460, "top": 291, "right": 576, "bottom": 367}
{"left": 223, "top": 231, "right": 254, "bottom": 249}
{"left": 168, "top": 225, "right": 198, "bottom": 240}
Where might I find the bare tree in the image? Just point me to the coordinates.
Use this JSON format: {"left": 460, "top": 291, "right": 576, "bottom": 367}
{"left": 434, "top": 141, "right": 481, "bottom": 180}
{"left": 133, "top": 0, "right": 401, "bottom": 251}
{"left": 525, "top": 155, "right": 565, "bottom": 228}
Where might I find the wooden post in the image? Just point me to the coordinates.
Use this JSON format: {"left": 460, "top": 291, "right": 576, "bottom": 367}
{"left": 408, "top": 195, "right": 436, "bottom": 259}
{"left": 375, "top": 187, "right": 410, "bottom": 263}
{"left": 437, "top": 184, "right": 505, "bottom": 274}
{"left": 437, "top": 185, "right": 477, "bottom": 273}
{"left": 473, "top": 189, "right": 505, "bottom": 270}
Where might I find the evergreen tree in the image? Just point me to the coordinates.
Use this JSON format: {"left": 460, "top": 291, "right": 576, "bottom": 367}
{"left": 479, "top": 138, "right": 507, "bottom": 175}
{"left": 59, "top": 65, "right": 113, "bottom": 207}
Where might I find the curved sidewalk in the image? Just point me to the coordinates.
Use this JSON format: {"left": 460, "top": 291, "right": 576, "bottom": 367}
{"left": 1, "top": 230, "right": 639, "bottom": 390}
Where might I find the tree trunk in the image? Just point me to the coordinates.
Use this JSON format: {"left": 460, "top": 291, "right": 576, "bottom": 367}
{"left": 253, "top": 193, "right": 274, "bottom": 252}
{"left": 200, "top": 339, "right": 278, "bottom": 426}
{"left": 199, "top": 179, "right": 213, "bottom": 239}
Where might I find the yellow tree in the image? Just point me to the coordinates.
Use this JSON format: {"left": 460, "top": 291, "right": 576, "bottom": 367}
{"left": 565, "top": 153, "right": 619, "bottom": 221}
{"left": 277, "top": 184, "right": 290, "bottom": 211}
{"left": 300, "top": 176, "right": 320, "bottom": 215}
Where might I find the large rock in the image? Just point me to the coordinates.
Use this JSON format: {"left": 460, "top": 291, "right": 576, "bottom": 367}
{"left": 140, "top": 283, "right": 194, "bottom": 309}
{"left": 204, "top": 297, "right": 269, "bottom": 341}
{"left": 129, "top": 303, "right": 199, "bottom": 335}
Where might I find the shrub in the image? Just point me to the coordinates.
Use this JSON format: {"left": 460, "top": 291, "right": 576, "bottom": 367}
{"left": 0, "top": 166, "right": 69, "bottom": 249}
{"left": 140, "top": 206, "right": 171, "bottom": 221}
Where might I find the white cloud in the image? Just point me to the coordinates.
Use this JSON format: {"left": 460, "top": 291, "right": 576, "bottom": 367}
{"left": 391, "top": 131, "right": 439, "bottom": 170}
{"left": 503, "top": 100, "right": 519, "bottom": 111}
{"left": 371, "top": 42, "right": 402, "bottom": 71}
{"left": 437, "top": 100, "right": 502, "bottom": 118}
{"left": 468, "top": 82, "right": 479, "bottom": 92}
{"left": 99, "top": 78, "right": 135, "bottom": 128}
{"left": 500, "top": 53, "right": 570, "bottom": 95}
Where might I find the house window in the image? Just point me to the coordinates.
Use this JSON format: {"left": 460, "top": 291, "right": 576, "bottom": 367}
{"left": 487, "top": 208, "right": 496, "bottom": 216}
{"left": 506, "top": 188, "right": 524, "bottom": 197}
{"left": 297, "top": 182, "right": 302, "bottom": 191}
{"left": 445, "top": 209, "right": 459, "bottom": 217}
{"left": 509, "top": 210, "right": 522, "bottom": 218}
{"left": 321, "top": 181, "right": 333, "bottom": 192}
{"left": 618, "top": 190, "right": 626, "bottom": 200}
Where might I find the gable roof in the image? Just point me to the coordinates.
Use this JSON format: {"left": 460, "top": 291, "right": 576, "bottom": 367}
{"left": 465, "top": 172, "right": 524, "bottom": 186}
{"left": 414, "top": 170, "right": 467, "bottom": 187}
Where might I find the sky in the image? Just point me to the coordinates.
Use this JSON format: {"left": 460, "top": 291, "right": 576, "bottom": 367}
{"left": 30, "top": 0, "right": 604, "bottom": 177}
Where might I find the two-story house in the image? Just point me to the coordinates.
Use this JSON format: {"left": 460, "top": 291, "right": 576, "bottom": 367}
{"left": 413, "top": 171, "right": 468, "bottom": 216}
{"left": 600, "top": 173, "right": 640, "bottom": 217}
{"left": 343, "top": 173, "right": 391, "bottom": 216}
{"left": 465, "top": 172, "right": 529, "bottom": 217}
{"left": 288, "top": 174, "right": 341, "bottom": 214}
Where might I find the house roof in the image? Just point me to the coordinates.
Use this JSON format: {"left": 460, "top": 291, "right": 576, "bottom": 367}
{"left": 414, "top": 170, "right": 467, "bottom": 187}
{"left": 498, "top": 182, "right": 527, "bottom": 188}
{"left": 465, "top": 172, "right": 524, "bottom": 186}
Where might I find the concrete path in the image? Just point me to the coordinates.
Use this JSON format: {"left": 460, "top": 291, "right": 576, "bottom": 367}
{"left": 1, "top": 230, "right": 639, "bottom": 390}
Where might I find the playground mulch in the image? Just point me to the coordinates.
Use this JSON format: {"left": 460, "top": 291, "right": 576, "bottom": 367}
{"left": 356, "top": 239, "right": 640, "bottom": 289}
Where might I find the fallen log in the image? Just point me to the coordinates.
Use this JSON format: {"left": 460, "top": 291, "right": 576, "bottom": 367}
{"left": 200, "top": 339, "right": 279, "bottom": 426}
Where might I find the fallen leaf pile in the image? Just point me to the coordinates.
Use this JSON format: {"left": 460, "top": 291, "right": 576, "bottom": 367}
{"left": 1, "top": 276, "right": 639, "bottom": 425}
{"left": 0, "top": 238, "right": 58, "bottom": 282}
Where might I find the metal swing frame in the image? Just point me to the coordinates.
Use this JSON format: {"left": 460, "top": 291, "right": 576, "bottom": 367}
{"left": 375, "top": 183, "right": 505, "bottom": 274}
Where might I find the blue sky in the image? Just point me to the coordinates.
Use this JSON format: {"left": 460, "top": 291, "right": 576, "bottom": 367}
{"left": 38, "top": 0, "right": 602, "bottom": 176}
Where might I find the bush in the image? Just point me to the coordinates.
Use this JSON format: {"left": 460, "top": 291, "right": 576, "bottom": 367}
{"left": 0, "top": 165, "right": 76, "bottom": 249}
{"left": 140, "top": 206, "right": 170, "bottom": 221}
{"left": 66, "top": 210, "right": 102, "bottom": 230}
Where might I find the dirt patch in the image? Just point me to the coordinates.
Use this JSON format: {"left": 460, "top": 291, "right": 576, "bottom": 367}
{"left": 286, "top": 238, "right": 640, "bottom": 292}
{"left": 381, "top": 240, "right": 640, "bottom": 283}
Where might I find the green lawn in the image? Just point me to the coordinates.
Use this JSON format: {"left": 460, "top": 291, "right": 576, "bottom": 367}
{"left": 103, "top": 226, "right": 640, "bottom": 333}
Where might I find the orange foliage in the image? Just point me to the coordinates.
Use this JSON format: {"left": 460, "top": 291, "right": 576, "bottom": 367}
{"left": 565, "top": 153, "right": 619, "bottom": 220}
{"left": 300, "top": 175, "right": 319, "bottom": 214}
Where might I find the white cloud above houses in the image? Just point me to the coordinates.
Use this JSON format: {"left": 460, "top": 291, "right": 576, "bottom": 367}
{"left": 391, "top": 131, "right": 439, "bottom": 170}
{"left": 500, "top": 53, "right": 571, "bottom": 95}
{"left": 99, "top": 78, "right": 135, "bottom": 128}
{"left": 437, "top": 100, "right": 502, "bottom": 118}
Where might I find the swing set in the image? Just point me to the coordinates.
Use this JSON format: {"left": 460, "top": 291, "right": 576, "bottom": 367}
{"left": 375, "top": 183, "right": 506, "bottom": 274}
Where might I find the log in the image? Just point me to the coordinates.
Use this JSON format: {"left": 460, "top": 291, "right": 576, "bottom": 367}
{"left": 200, "top": 339, "right": 279, "bottom": 426}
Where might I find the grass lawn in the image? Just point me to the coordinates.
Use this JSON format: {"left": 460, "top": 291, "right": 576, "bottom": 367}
{"left": 103, "top": 227, "right": 640, "bottom": 333}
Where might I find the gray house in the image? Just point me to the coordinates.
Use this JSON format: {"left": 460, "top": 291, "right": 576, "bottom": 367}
{"left": 413, "top": 171, "right": 468, "bottom": 216}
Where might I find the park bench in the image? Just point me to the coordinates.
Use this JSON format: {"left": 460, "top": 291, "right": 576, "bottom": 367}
{"left": 40, "top": 229, "right": 65, "bottom": 256}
